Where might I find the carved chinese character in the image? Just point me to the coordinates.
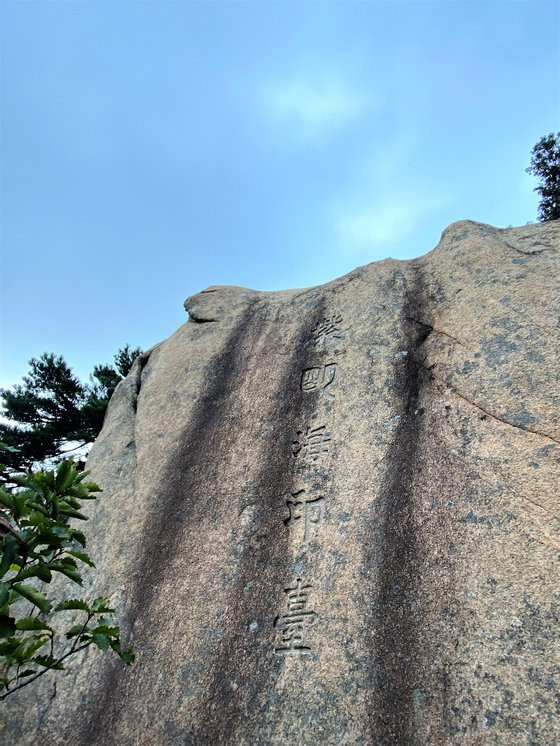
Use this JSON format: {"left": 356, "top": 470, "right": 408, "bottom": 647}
{"left": 274, "top": 577, "right": 317, "bottom": 655}
{"left": 285, "top": 492, "right": 325, "bottom": 542}
{"left": 313, "top": 313, "right": 343, "bottom": 349}
{"left": 301, "top": 363, "right": 337, "bottom": 399}
{"left": 301, "top": 367, "right": 320, "bottom": 391}
{"left": 284, "top": 488, "right": 325, "bottom": 542}
{"left": 292, "top": 425, "right": 331, "bottom": 462}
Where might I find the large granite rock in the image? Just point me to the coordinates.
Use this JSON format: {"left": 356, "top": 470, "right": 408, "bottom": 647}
{"left": 5, "top": 220, "right": 559, "bottom": 744}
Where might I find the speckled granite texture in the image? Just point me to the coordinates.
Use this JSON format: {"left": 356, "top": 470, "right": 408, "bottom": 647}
{"left": 4, "top": 220, "right": 559, "bottom": 745}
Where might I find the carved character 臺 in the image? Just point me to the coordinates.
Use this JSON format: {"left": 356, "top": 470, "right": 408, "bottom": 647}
{"left": 274, "top": 577, "right": 317, "bottom": 655}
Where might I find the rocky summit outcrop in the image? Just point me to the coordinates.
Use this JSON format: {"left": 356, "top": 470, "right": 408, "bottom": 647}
{"left": 5, "top": 220, "right": 560, "bottom": 745}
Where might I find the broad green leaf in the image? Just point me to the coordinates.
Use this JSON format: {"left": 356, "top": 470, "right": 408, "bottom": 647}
{"left": 70, "top": 530, "right": 86, "bottom": 547}
{"left": 18, "top": 668, "right": 39, "bottom": 678}
{"left": 32, "top": 655, "right": 65, "bottom": 670}
{"left": 35, "top": 470, "right": 54, "bottom": 490}
{"left": 68, "top": 484, "right": 98, "bottom": 501}
{"left": 91, "top": 624, "right": 119, "bottom": 638}
{"left": 122, "top": 650, "right": 135, "bottom": 665}
{"left": 82, "top": 481, "right": 102, "bottom": 493}
{"left": 0, "top": 534, "right": 20, "bottom": 579}
{"left": 58, "top": 556, "right": 77, "bottom": 569}
{"left": 0, "top": 614, "right": 16, "bottom": 638}
{"left": 15, "top": 616, "right": 52, "bottom": 632}
{"left": 0, "top": 489, "right": 14, "bottom": 511}
{"left": 11, "top": 495, "right": 28, "bottom": 520}
{"left": 47, "top": 562, "right": 83, "bottom": 585}
{"left": 24, "top": 536, "right": 51, "bottom": 554}
{"left": 67, "top": 550, "right": 95, "bottom": 567}
{"left": 59, "top": 507, "right": 88, "bottom": 521}
{"left": 36, "top": 562, "right": 53, "bottom": 582}
{"left": 91, "top": 633, "right": 109, "bottom": 652}
{"left": 65, "top": 624, "right": 85, "bottom": 639}
{"left": 59, "top": 497, "right": 80, "bottom": 511}
{"left": 20, "top": 636, "right": 49, "bottom": 659}
{"left": 0, "top": 638, "right": 20, "bottom": 655}
{"left": 0, "top": 582, "right": 9, "bottom": 608}
{"left": 55, "top": 460, "right": 75, "bottom": 492}
{"left": 54, "top": 598, "right": 90, "bottom": 613}
{"left": 50, "top": 493, "right": 60, "bottom": 519}
{"left": 15, "top": 562, "right": 52, "bottom": 583}
{"left": 110, "top": 640, "right": 135, "bottom": 665}
{"left": 24, "top": 511, "right": 48, "bottom": 527}
{"left": 25, "top": 501, "right": 48, "bottom": 517}
{"left": 51, "top": 525, "right": 72, "bottom": 539}
{"left": 11, "top": 584, "right": 52, "bottom": 614}
{"left": 91, "top": 597, "right": 114, "bottom": 613}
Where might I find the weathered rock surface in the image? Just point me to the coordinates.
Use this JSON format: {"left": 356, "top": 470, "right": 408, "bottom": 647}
{"left": 5, "top": 220, "right": 560, "bottom": 745}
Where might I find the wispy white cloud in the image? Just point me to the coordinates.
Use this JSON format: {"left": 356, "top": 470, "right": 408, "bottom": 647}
{"left": 335, "top": 190, "right": 453, "bottom": 257}
{"left": 338, "top": 203, "right": 414, "bottom": 246}
{"left": 262, "top": 76, "right": 367, "bottom": 146}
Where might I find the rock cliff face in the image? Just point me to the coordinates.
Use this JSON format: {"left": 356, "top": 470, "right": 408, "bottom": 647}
{"left": 5, "top": 220, "right": 560, "bottom": 745}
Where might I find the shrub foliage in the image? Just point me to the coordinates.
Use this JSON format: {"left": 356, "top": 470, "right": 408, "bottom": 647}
{"left": 0, "top": 447, "right": 133, "bottom": 700}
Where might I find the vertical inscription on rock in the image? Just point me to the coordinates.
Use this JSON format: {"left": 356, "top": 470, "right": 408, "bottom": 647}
{"left": 273, "top": 310, "right": 348, "bottom": 657}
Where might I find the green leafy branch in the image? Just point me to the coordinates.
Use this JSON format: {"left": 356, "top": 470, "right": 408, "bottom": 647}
{"left": 0, "top": 450, "right": 133, "bottom": 700}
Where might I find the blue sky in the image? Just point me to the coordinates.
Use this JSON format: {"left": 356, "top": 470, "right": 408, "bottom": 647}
{"left": 1, "top": 0, "right": 558, "bottom": 389}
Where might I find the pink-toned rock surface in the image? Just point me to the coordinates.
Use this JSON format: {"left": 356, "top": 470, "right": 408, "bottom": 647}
{"left": 5, "top": 220, "right": 559, "bottom": 744}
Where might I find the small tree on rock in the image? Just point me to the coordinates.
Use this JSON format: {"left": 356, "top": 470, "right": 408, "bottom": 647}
{"left": 526, "top": 132, "right": 560, "bottom": 221}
